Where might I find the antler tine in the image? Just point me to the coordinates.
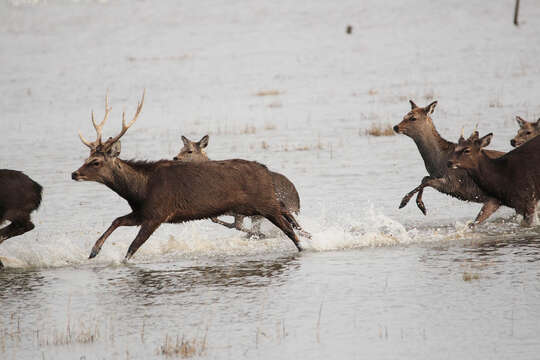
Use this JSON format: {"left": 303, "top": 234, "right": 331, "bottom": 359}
{"left": 106, "top": 89, "right": 145, "bottom": 146}
{"left": 91, "top": 93, "right": 112, "bottom": 145}
{"left": 78, "top": 130, "right": 95, "bottom": 149}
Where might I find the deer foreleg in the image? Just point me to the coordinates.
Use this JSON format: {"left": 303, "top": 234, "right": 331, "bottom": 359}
{"left": 89, "top": 213, "right": 140, "bottom": 259}
{"left": 471, "top": 198, "right": 501, "bottom": 226}
{"left": 124, "top": 221, "right": 161, "bottom": 261}
{"left": 399, "top": 176, "right": 433, "bottom": 215}
{"left": 0, "top": 220, "right": 34, "bottom": 245}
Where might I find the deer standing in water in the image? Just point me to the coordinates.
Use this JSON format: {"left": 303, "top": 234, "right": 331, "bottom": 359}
{"left": 0, "top": 170, "right": 42, "bottom": 268}
{"left": 510, "top": 116, "right": 540, "bottom": 147}
{"left": 72, "top": 92, "right": 303, "bottom": 261}
{"left": 393, "top": 100, "right": 504, "bottom": 224}
{"left": 173, "top": 135, "right": 309, "bottom": 238}
{"left": 448, "top": 131, "right": 540, "bottom": 226}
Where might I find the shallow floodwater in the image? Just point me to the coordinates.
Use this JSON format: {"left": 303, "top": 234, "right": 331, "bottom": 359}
{"left": 1, "top": 0, "right": 540, "bottom": 359}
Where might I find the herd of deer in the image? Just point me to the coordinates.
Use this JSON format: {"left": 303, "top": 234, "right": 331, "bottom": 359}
{"left": 1, "top": 92, "right": 540, "bottom": 268}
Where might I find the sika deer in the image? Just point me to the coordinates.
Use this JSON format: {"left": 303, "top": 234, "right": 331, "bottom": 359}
{"left": 173, "top": 135, "right": 307, "bottom": 238}
{"left": 448, "top": 131, "right": 540, "bottom": 226}
{"left": 393, "top": 100, "right": 504, "bottom": 224}
{"left": 0, "top": 170, "right": 42, "bottom": 268}
{"left": 72, "top": 92, "right": 303, "bottom": 261}
{"left": 510, "top": 116, "right": 540, "bottom": 147}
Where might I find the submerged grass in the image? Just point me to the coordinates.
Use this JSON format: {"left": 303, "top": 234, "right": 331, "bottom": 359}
{"left": 159, "top": 332, "right": 208, "bottom": 358}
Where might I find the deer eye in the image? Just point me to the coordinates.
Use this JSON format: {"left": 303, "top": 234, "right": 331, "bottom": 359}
{"left": 91, "top": 160, "right": 101, "bottom": 167}
{"left": 526, "top": 131, "right": 532, "bottom": 135}
{"left": 188, "top": 150, "right": 193, "bottom": 154}
{"left": 410, "top": 117, "right": 416, "bottom": 122}
{"left": 463, "top": 148, "right": 471, "bottom": 154}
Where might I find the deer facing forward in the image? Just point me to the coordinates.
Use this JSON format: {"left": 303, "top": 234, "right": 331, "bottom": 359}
{"left": 173, "top": 135, "right": 305, "bottom": 238}
{"left": 72, "top": 92, "right": 303, "bottom": 261}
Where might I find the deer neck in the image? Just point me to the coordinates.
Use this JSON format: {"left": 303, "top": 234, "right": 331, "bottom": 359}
{"left": 412, "top": 124, "right": 453, "bottom": 178}
{"left": 104, "top": 159, "right": 149, "bottom": 207}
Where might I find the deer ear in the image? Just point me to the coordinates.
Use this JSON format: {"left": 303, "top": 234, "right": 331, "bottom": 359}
{"left": 425, "top": 101, "right": 437, "bottom": 115}
{"left": 199, "top": 135, "right": 209, "bottom": 149}
{"left": 107, "top": 141, "right": 121, "bottom": 157}
{"left": 516, "top": 116, "right": 527, "bottom": 127}
{"left": 181, "top": 136, "right": 190, "bottom": 146}
{"left": 535, "top": 118, "right": 540, "bottom": 128}
{"left": 477, "top": 133, "right": 493, "bottom": 148}
{"left": 409, "top": 100, "right": 418, "bottom": 109}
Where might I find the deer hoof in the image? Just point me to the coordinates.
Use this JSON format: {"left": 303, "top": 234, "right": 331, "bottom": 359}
{"left": 416, "top": 201, "right": 427, "bottom": 215}
{"left": 399, "top": 196, "right": 411, "bottom": 209}
{"left": 88, "top": 247, "right": 100, "bottom": 259}
{"left": 0, "top": 260, "right": 4, "bottom": 269}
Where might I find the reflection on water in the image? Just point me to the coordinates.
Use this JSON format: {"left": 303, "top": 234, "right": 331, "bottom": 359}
{"left": 112, "top": 255, "right": 301, "bottom": 299}
{"left": 0, "top": 269, "right": 46, "bottom": 302}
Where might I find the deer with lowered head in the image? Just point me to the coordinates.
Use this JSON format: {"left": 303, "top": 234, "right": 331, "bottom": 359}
{"left": 393, "top": 100, "right": 504, "bottom": 225}
{"left": 510, "top": 116, "right": 540, "bottom": 147}
{"left": 72, "top": 91, "right": 304, "bottom": 261}
{"left": 173, "top": 135, "right": 307, "bottom": 238}
{"left": 448, "top": 130, "right": 540, "bottom": 226}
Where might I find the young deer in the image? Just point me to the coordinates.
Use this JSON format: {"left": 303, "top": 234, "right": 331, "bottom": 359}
{"left": 393, "top": 100, "right": 504, "bottom": 224}
{"left": 72, "top": 92, "right": 303, "bottom": 261}
{"left": 510, "top": 116, "right": 540, "bottom": 147}
{"left": 173, "top": 135, "right": 306, "bottom": 238}
{"left": 0, "top": 170, "right": 42, "bottom": 268}
{"left": 448, "top": 131, "right": 540, "bottom": 226}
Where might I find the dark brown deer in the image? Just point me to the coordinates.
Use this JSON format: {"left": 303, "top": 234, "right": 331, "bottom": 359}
{"left": 0, "top": 170, "right": 42, "bottom": 268}
{"left": 448, "top": 131, "right": 540, "bottom": 226}
{"left": 173, "top": 135, "right": 306, "bottom": 238}
{"left": 510, "top": 116, "right": 540, "bottom": 147}
{"left": 393, "top": 100, "right": 504, "bottom": 225}
{"left": 72, "top": 92, "right": 303, "bottom": 261}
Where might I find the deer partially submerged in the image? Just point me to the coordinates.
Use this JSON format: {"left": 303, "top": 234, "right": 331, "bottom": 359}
{"left": 448, "top": 131, "right": 540, "bottom": 226}
{"left": 173, "top": 135, "right": 307, "bottom": 238}
{"left": 72, "top": 92, "right": 303, "bottom": 261}
{"left": 510, "top": 116, "right": 540, "bottom": 147}
{"left": 393, "top": 100, "right": 504, "bottom": 224}
{"left": 0, "top": 170, "right": 42, "bottom": 268}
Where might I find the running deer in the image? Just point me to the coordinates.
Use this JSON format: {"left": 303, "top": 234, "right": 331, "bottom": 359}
{"left": 173, "top": 135, "right": 306, "bottom": 238}
{"left": 72, "top": 92, "right": 303, "bottom": 261}
{"left": 448, "top": 131, "right": 540, "bottom": 226}
{"left": 0, "top": 170, "right": 42, "bottom": 268}
{"left": 393, "top": 100, "right": 504, "bottom": 224}
{"left": 510, "top": 116, "right": 540, "bottom": 147}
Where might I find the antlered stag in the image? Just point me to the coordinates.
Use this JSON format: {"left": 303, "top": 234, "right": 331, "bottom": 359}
{"left": 72, "top": 92, "right": 303, "bottom": 261}
{"left": 510, "top": 116, "right": 540, "bottom": 147}
{"left": 0, "top": 170, "right": 42, "bottom": 268}
{"left": 393, "top": 100, "right": 504, "bottom": 224}
{"left": 173, "top": 135, "right": 305, "bottom": 237}
{"left": 448, "top": 131, "right": 540, "bottom": 226}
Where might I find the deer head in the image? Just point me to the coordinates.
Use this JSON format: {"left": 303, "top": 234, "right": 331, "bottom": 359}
{"left": 393, "top": 100, "right": 438, "bottom": 137}
{"left": 447, "top": 130, "right": 493, "bottom": 170}
{"left": 510, "top": 116, "right": 540, "bottom": 147}
{"left": 173, "top": 135, "right": 209, "bottom": 162}
{"left": 72, "top": 90, "right": 145, "bottom": 183}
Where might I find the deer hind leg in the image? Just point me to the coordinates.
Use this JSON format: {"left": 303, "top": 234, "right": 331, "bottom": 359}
{"left": 0, "top": 212, "right": 35, "bottom": 245}
{"left": 471, "top": 198, "right": 501, "bottom": 226}
{"left": 281, "top": 211, "right": 312, "bottom": 239}
{"left": 89, "top": 213, "right": 140, "bottom": 259}
{"left": 264, "top": 212, "right": 302, "bottom": 251}
{"left": 211, "top": 217, "right": 237, "bottom": 229}
{"left": 247, "top": 216, "right": 266, "bottom": 238}
{"left": 124, "top": 221, "right": 161, "bottom": 261}
{"left": 399, "top": 176, "right": 432, "bottom": 215}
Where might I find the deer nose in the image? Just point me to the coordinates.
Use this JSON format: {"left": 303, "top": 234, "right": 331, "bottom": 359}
{"left": 510, "top": 139, "right": 516, "bottom": 147}
{"left": 71, "top": 171, "right": 79, "bottom": 180}
{"left": 393, "top": 125, "right": 400, "bottom": 133}
{"left": 173, "top": 156, "right": 179, "bottom": 161}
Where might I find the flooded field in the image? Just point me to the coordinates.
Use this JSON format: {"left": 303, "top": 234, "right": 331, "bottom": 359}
{"left": 1, "top": 0, "right": 540, "bottom": 358}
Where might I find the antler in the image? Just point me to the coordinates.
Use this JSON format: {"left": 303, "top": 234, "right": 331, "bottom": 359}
{"left": 103, "top": 89, "right": 145, "bottom": 148}
{"left": 78, "top": 93, "right": 112, "bottom": 149}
